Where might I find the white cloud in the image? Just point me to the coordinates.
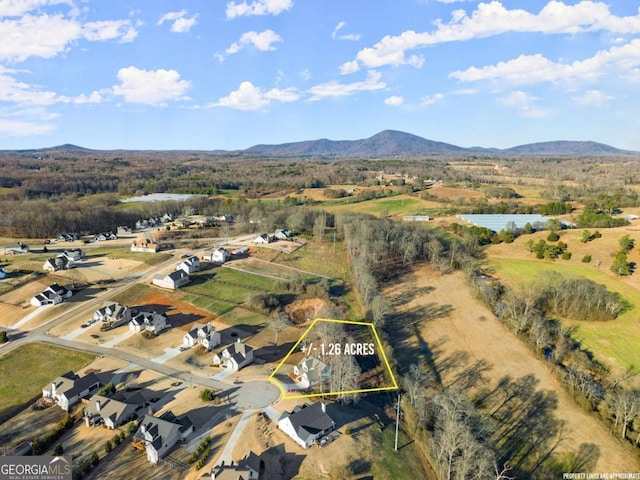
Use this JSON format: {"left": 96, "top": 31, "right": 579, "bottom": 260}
{"left": 226, "top": 30, "right": 282, "bottom": 55}
{"left": 215, "top": 81, "right": 300, "bottom": 110}
{"left": 499, "top": 90, "right": 548, "bottom": 117}
{"left": 421, "top": 93, "right": 445, "bottom": 105}
{"left": 226, "top": 0, "right": 293, "bottom": 19}
{"left": 339, "top": 60, "right": 360, "bottom": 75}
{"left": 308, "top": 70, "right": 386, "bottom": 101}
{"left": 112, "top": 66, "right": 190, "bottom": 106}
{"left": 332, "top": 20, "right": 362, "bottom": 41}
{"left": 0, "top": 13, "right": 138, "bottom": 62}
{"left": 157, "top": 10, "right": 197, "bottom": 33}
{"left": 384, "top": 95, "right": 403, "bottom": 106}
{"left": 0, "top": 0, "right": 72, "bottom": 17}
{"left": 351, "top": 1, "right": 640, "bottom": 69}
{"left": 450, "top": 39, "right": 640, "bottom": 85}
{"left": 572, "top": 89, "right": 613, "bottom": 106}
{"left": 0, "top": 117, "right": 55, "bottom": 135}
{"left": 83, "top": 20, "right": 137, "bottom": 42}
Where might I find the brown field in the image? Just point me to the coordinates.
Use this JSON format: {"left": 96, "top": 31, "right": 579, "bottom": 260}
{"left": 0, "top": 276, "right": 50, "bottom": 306}
{"left": 427, "top": 184, "right": 484, "bottom": 201}
{"left": 382, "top": 266, "right": 640, "bottom": 472}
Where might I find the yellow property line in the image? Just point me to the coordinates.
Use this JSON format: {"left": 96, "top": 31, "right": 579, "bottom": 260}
{"left": 268, "top": 317, "right": 399, "bottom": 399}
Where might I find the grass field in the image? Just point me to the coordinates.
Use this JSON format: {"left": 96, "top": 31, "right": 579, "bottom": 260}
{"left": 272, "top": 240, "right": 351, "bottom": 281}
{"left": 0, "top": 344, "right": 94, "bottom": 419}
{"left": 488, "top": 256, "right": 640, "bottom": 374}
{"left": 323, "top": 194, "right": 441, "bottom": 217}
{"left": 89, "top": 246, "right": 173, "bottom": 266}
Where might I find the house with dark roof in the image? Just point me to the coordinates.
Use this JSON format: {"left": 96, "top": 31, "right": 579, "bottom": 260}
{"left": 253, "top": 233, "right": 272, "bottom": 244}
{"left": 213, "top": 341, "right": 254, "bottom": 371}
{"left": 93, "top": 302, "right": 131, "bottom": 328}
{"left": 278, "top": 402, "right": 335, "bottom": 448}
{"left": 203, "top": 247, "right": 231, "bottom": 265}
{"left": 152, "top": 270, "right": 190, "bottom": 290}
{"left": 43, "top": 255, "right": 74, "bottom": 272}
{"left": 30, "top": 283, "right": 72, "bottom": 306}
{"left": 274, "top": 229, "right": 293, "bottom": 240}
{"left": 183, "top": 322, "right": 221, "bottom": 350}
{"left": 129, "top": 311, "right": 168, "bottom": 334}
{"left": 42, "top": 371, "right": 102, "bottom": 411}
{"left": 294, "top": 357, "right": 331, "bottom": 389}
{"left": 58, "top": 249, "right": 85, "bottom": 263}
{"left": 134, "top": 411, "right": 193, "bottom": 464}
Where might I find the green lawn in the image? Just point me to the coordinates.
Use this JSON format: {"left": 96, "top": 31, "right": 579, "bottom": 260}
{"left": 272, "top": 240, "right": 351, "bottom": 281}
{"left": 218, "top": 307, "right": 268, "bottom": 326}
{"left": 488, "top": 257, "right": 640, "bottom": 373}
{"left": 0, "top": 344, "right": 94, "bottom": 419}
{"left": 369, "top": 423, "right": 431, "bottom": 480}
{"left": 324, "top": 195, "right": 428, "bottom": 216}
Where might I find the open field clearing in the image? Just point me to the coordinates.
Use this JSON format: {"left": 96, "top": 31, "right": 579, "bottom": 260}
{"left": 0, "top": 344, "right": 95, "bottom": 419}
{"left": 323, "top": 194, "right": 440, "bottom": 217}
{"left": 426, "top": 184, "right": 484, "bottom": 202}
{"left": 89, "top": 246, "right": 174, "bottom": 268}
{"left": 487, "top": 227, "right": 640, "bottom": 373}
{"left": 382, "top": 266, "right": 640, "bottom": 472}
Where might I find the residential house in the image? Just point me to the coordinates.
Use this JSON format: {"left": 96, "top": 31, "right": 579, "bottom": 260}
{"left": 183, "top": 322, "right": 221, "bottom": 351}
{"left": 203, "top": 247, "right": 231, "bottom": 264}
{"left": 30, "top": 283, "right": 72, "bottom": 306}
{"left": 131, "top": 233, "right": 159, "bottom": 253}
{"left": 42, "top": 371, "right": 102, "bottom": 411}
{"left": 232, "top": 247, "right": 249, "bottom": 258}
{"left": 207, "top": 452, "right": 261, "bottom": 480}
{"left": 93, "top": 302, "right": 132, "bottom": 328}
{"left": 161, "top": 213, "right": 175, "bottom": 223}
{"left": 117, "top": 226, "right": 131, "bottom": 234}
{"left": 294, "top": 357, "right": 331, "bottom": 389}
{"left": 253, "top": 234, "right": 272, "bottom": 244}
{"left": 43, "top": 256, "right": 73, "bottom": 272}
{"left": 277, "top": 402, "right": 335, "bottom": 449}
{"left": 134, "top": 412, "right": 193, "bottom": 464}
{"left": 129, "top": 311, "right": 168, "bottom": 334}
{"left": 58, "top": 249, "right": 85, "bottom": 262}
{"left": 57, "top": 232, "right": 80, "bottom": 242}
{"left": 83, "top": 392, "right": 143, "bottom": 429}
{"left": 274, "top": 229, "right": 293, "bottom": 240}
{"left": 177, "top": 256, "right": 200, "bottom": 274}
{"left": 213, "top": 341, "right": 254, "bottom": 371}
{"left": 215, "top": 214, "right": 234, "bottom": 223}
{"left": 0, "top": 267, "right": 6, "bottom": 280}
{"left": 152, "top": 270, "right": 190, "bottom": 290}
{"left": 94, "top": 231, "right": 117, "bottom": 242}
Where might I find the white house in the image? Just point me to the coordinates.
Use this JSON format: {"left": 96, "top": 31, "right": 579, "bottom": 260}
{"left": 43, "top": 256, "right": 73, "bottom": 272}
{"left": 277, "top": 403, "right": 335, "bottom": 449}
{"left": 294, "top": 357, "right": 331, "bottom": 389}
{"left": 93, "top": 302, "right": 132, "bottom": 328}
{"left": 30, "top": 283, "right": 72, "bottom": 306}
{"left": 42, "top": 371, "right": 102, "bottom": 412}
{"left": 0, "top": 267, "right": 6, "bottom": 280}
{"left": 274, "top": 229, "right": 293, "bottom": 240}
{"left": 253, "top": 234, "right": 272, "bottom": 244}
{"left": 152, "top": 270, "right": 190, "bottom": 290}
{"left": 213, "top": 341, "right": 254, "bottom": 371}
{"left": 203, "top": 247, "right": 231, "bottom": 265}
{"left": 58, "top": 249, "right": 85, "bottom": 262}
{"left": 177, "top": 256, "right": 200, "bottom": 274}
{"left": 129, "top": 311, "right": 168, "bottom": 334}
{"left": 183, "top": 322, "right": 221, "bottom": 350}
{"left": 209, "top": 452, "right": 261, "bottom": 480}
{"left": 134, "top": 412, "right": 193, "bottom": 464}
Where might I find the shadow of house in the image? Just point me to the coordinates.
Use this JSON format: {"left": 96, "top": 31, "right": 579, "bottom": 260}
{"left": 252, "top": 341, "right": 296, "bottom": 364}
{"left": 218, "top": 324, "right": 263, "bottom": 344}
{"left": 165, "top": 312, "right": 205, "bottom": 329}
{"left": 260, "top": 444, "right": 305, "bottom": 480}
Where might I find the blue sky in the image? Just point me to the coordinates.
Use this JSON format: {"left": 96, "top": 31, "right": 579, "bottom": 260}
{"left": 2, "top": 0, "right": 640, "bottom": 150}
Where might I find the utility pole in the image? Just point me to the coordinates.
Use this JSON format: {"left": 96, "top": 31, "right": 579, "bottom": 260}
{"left": 394, "top": 393, "right": 401, "bottom": 451}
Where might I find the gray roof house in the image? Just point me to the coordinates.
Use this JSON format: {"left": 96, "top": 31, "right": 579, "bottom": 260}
{"left": 213, "top": 341, "right": 254, "bottom": 371}
{"left": 93, "top": 302, "right": 132, "bottom": 328}
{"left": 134, "top": 412, "right": 193, "bottom": 464}
{"left": 183, "top": 322, "right": 221, "bottom": 350}
{"left": 129, "top": 311, "right": 168, "bottom": 334}
{"left": 152, "top": 270, "right": 190, "bottom": 290}
{"left": 83, "top": 393, "right": 143, "bottom": 429}
{"left": 207, "top": 452, "right": 261, "bottom": 480}
{"left": 277, "top": 402, "right": 335, "bottom": 449}
{"left": 177, "top": 256, "right": 201, "bottom": 274}
{"left": 42, "top": 371, "right": 102, "bottom": 412}
{"left": 294, "top": 357, "right": 331, "bottom": 389}
{"left": 43, "top": 255, "right": 74, "bottom": 272}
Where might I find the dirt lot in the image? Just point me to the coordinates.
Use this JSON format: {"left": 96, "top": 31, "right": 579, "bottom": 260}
{"left": 382, "top": 266, "right": 640, "bottom": 472}
{"left": 427, "top": 184, "right": 484, "bottom": 201}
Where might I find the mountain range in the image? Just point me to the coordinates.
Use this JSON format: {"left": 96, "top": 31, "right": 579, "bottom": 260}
{"left": 3, "top": 130, "right": 637, "bottom": 157}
